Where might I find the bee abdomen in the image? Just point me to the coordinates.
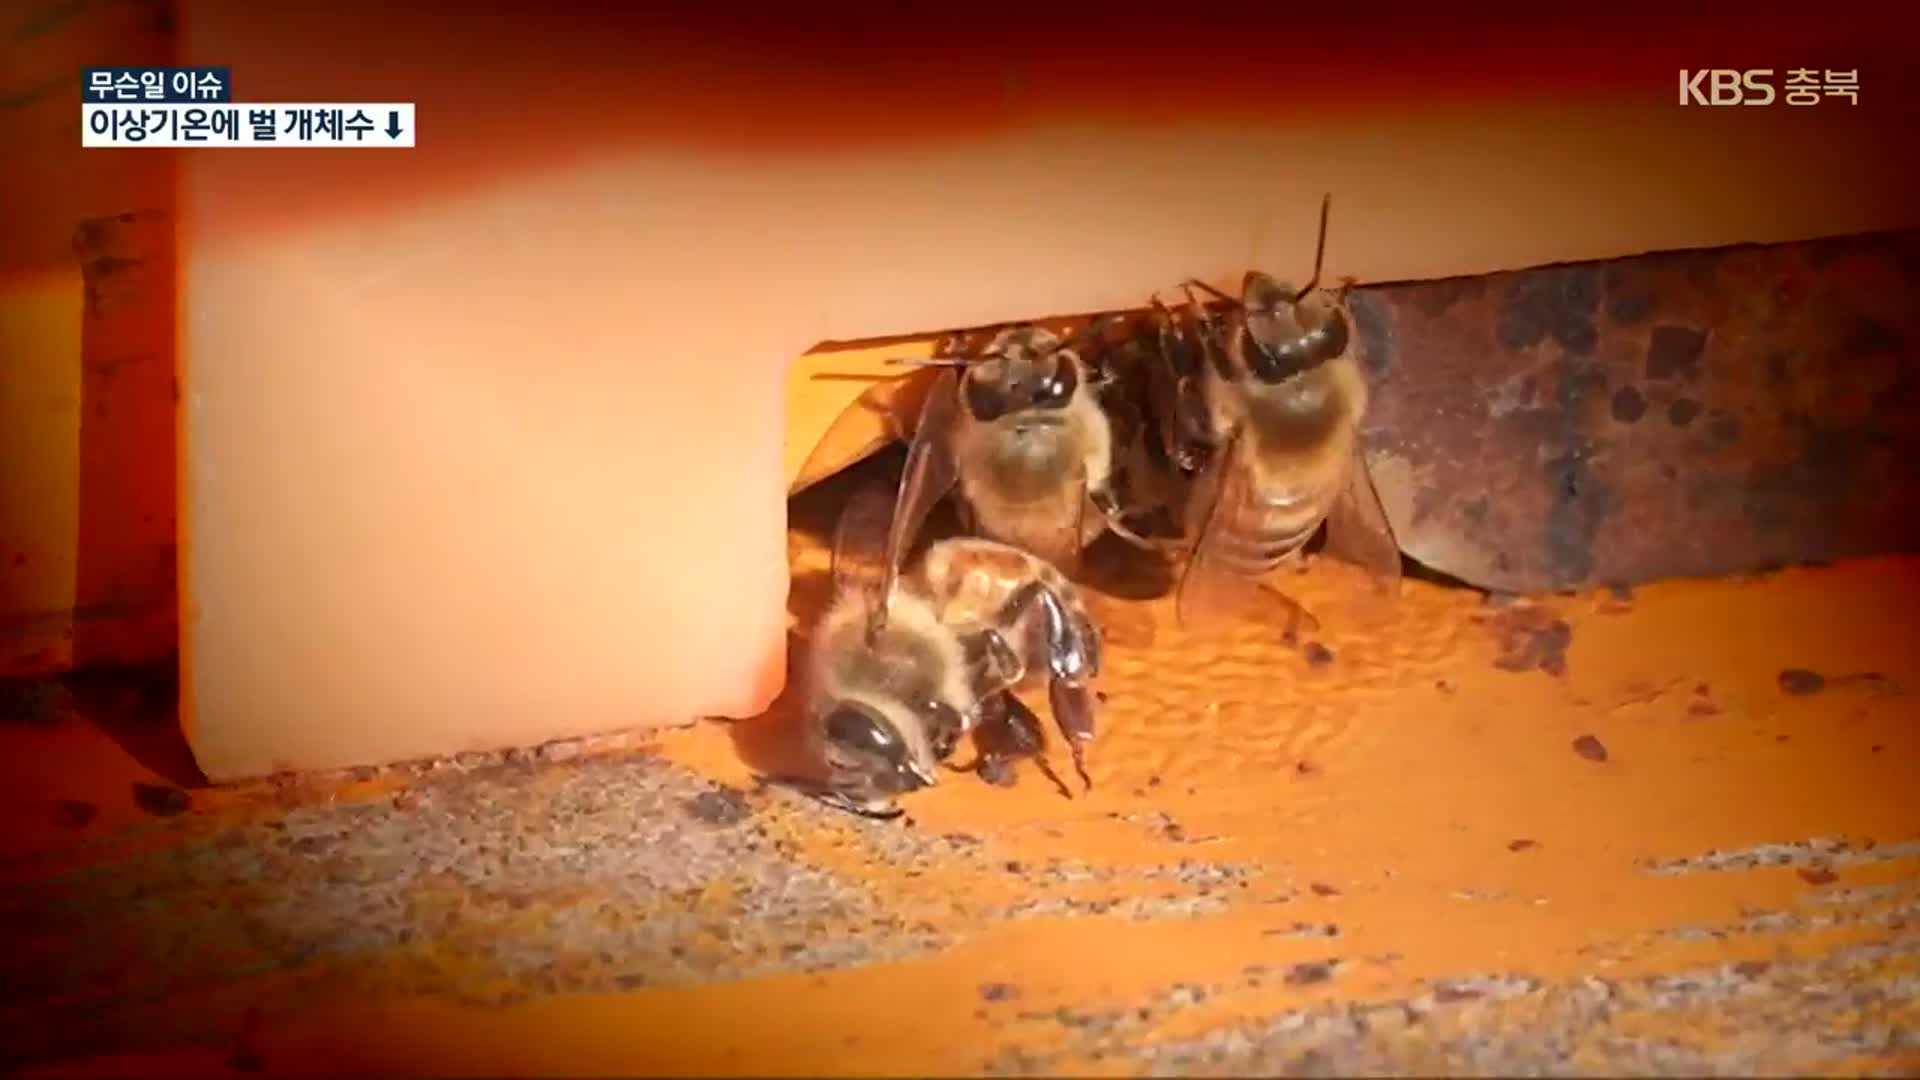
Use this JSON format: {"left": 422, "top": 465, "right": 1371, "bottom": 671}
{"left": 1207, "top": 503, "right": 1324, "bottom": 575}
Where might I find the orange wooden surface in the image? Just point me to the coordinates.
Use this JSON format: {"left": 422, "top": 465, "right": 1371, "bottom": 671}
{"left": 3, "top": 496, "right": 1916, "bottom": 1073}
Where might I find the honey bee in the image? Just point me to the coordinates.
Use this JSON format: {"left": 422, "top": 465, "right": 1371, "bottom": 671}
{"left": 879, "top": 317, "right": 1164, "bottom": 585}
{"left": 796, "top": 481, "right": 1104, "bottom": 818}
{"left": 1150, "top": 194, "right": 1403, "bottom": 634}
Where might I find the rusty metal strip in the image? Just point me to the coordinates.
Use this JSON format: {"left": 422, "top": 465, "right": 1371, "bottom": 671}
{"left": 1352, "top": 229, "right": 1920, "bottom": 592}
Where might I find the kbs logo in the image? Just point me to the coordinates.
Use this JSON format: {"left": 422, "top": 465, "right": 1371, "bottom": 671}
{"left": 1679, "top": 69, "right": 1777, "bottom": 106}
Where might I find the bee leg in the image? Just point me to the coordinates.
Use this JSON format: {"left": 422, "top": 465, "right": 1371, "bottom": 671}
{"left": 1252, "top": 581, "right": 1321, "bottom": 647}
{"left": 1172, "top": 376, "right": 1218, "bottom": 467}
{"left": 1181, "top": 278, "right": 1239, "bottom": 307}
{"left": 921, "top": 699, "right": 968, "bottom": 765}
{"left": 1090, "top": 488, "right": 1161, "bottom": 551}
{"left": 960, "top": 627, "right": 1025, "bottom": 699}
{"left": 1047, "top": 681, "right": 1096, "bottom": 793}
{"left": 967, "top": 692, "right": 1073, "bottom": 798}
{"left": 997, "top": 582, "right": 1101, "bottom": 793}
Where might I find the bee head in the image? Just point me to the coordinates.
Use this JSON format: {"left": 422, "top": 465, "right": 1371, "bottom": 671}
{"left": 817, "top": 701, "right": 937, "bottom": 798}
{"left": 1234, "top": 271, "right": 1350, "bottom": 385}
{"left": 959, "top": 328, "right": 1081, "bottom": 422}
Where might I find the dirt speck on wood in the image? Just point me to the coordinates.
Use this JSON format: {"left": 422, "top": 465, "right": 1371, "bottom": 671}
{"left": 1572, "top": 735, "right": 1609, "bottom": 763}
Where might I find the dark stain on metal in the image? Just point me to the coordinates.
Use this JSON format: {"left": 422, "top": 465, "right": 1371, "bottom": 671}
{"left": 1778, "top": 669, "right": 1827, "bottom": 696}
{"left": 1798, "top": 866, "right": 1839, "bottom": 886}
{"left": 1668, "top": 398, "right": 1703, "bottom": 427}
{"left": 1706, "top": 411, "right": 1742, "bottom": 447}
{"left": 1348, "top": 290, "right": 1393, "bottom": 377}
{"left": 1302, "top": 642, "right": 1335, "bottom": 668}
{"left": 1542, "top": 364, "right": 1616, "bottom": 587}
{"left": 1309, "top": 882, "right": 1342, "bottom": 897}
{"left": 1603, "top": 264, "right": 1655, "bottom": 325}
{"left": 1846, "top": 316, "right": 1905, "bottom": 357}
{"left": 1646, "top": 325, "right": 1708, "bottom": 382}
{"left": 1571, "top": 734, "right": 1609, "bottom": 763}
{"left": 1543, "top": 447, "right": 1605, "bottom": 588}
{"left": 1804, "top": 235, "right": 1864, "bottom": 268}
{"left": 1496, "top": 265, "right": 1601, "bottom": 354}
{"left": 1507, "top": 838, "right": 1539, "bottom": 853}
{"left": 131, "top": 782, "right": 190, "bottom": 817}
{"left": 1496, "top": 288, "right": 1549, "bottom": 351}
{"left": 979, "top": 981, "right": 1021, "bottom": 1002}
{"left": 1409, "top": 276, "right": 1487, "bottom": 319}
{"left": 1460, "top": 497, "right": 1489, "bottom": 528}
{"left": 1409, "top": 482, "right": 1449, "bottom": 529}
{"left": 1609, "top": 385, "right": 1647, "bottom": 423}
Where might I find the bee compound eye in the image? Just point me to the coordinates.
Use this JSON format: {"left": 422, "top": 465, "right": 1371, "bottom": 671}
{"left": 962, "top": 371, "right": 1010, "bottom": 422}
{"left": 824, "top": 705, "right": 898, "bottom": 756}
{"left": 1034, "top": 356, "right": 1079, "bottom": 407}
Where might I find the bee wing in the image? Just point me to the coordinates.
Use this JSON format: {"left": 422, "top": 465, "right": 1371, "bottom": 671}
{"left": 1174, "top": 430, "right": 1319, "bottom": 640}
{"left": 1319, "top": 443, "right": 1404, "bottom": 620}
{"left": 1000, "top": 467, "right": 1093, "bottom": 581}
{"left": 829, "top": 478, "right": 896, "bottom": 610}
{"left": 879, "top": 366, "right": 961, "bottom": 617}
{"left": 1158, "top": 297, "right": 1228, "bottom": 478}
{"left": 1057, "top": 469, "right": 1092, "bottom": 580}
{"left": 790, "top": 371, "right": 933, "bottom": 497}
{"left": 830, "top": 484, "right": 897, "bottom": 650}
{"left": 1173, "top": 430, "right": 1248, "bottom": 633}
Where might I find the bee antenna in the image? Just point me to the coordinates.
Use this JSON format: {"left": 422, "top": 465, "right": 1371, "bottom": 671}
{"left": 1295, "top": 192, "right": 1331, "bottom": 303}
{"left": 1181, "top": 278, "right": 1239, "bottom": 308}
{"left": 1062, "top": 313, "right": 1124, "bottom": 352}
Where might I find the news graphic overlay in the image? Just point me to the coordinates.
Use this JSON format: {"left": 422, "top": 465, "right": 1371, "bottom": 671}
{"left": 81, "top": 67, "right": 416, "bottom": 148}
{"left": 1677, "top": 68, "right": 1861, "bottom": 106}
